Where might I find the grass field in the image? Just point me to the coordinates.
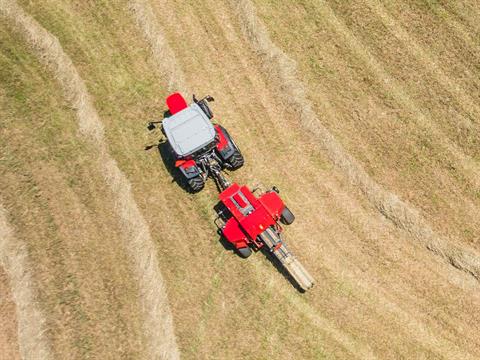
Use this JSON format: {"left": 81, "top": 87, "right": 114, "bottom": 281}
{"left": 1, "top": 0, "right": 479, "bottom": 359}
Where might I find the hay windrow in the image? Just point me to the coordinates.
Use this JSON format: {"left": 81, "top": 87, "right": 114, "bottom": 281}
{"left": 0, "top": 1, "right": 180, "bottom": 358}
{"left": 230, "top": 0, "right": 480, "bottom": 281}
{"left": 0, "top": 203, "right": 52, "bottom": 360}
{"left": 129, "top": 0, "right": 187, "bottom": 94}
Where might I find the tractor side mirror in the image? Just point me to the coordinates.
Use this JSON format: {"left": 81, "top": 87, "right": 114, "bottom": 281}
{"left": 147, "top": 123, "right": 156, "bottom": 131}
{"left": 206, "top": 95, "right": 214, "bottom": 102}
{"left": 193, "top": 94, "right": 198, "bottom": 103}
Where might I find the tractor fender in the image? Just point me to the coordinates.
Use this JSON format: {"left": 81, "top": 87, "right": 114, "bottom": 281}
{"left": 176, "top": 160, "right": 201, "bottom": 179}
{"left": 222, "top": 217, "right": 249, "bottom": 249}
{"left": 214, "top": 125, "right": 236, "bottom": 160}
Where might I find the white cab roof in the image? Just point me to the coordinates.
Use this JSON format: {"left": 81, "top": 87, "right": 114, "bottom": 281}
{"left": 162, "top": 103, "right": 216, "bottom": 156}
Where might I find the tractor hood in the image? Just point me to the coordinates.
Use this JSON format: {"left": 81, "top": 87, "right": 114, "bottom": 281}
{"left": 162, "top": 103, "right": 216, "bottom": 157}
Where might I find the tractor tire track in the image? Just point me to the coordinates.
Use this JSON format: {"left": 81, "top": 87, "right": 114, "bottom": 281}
{"left": 440, "top": 1, "right": 480, "bottom": 37}
{"left": 406, "top": 1, "right": 480, "bottom": 78}
{"left": 0, "top": 264, "right": 21, "bottom": 360}
{"left": 437, "top": 5, "right": 480, "bottom": 55}
{"left": 252, "top": 251, "right": 478, "bottom": 360}
{"left": 0, "top": 203, "right": 52, "bottom": 360}
{"left": 229, "top": 0, "right": 480, "bottom": 282}
{"left": 0, "top": 1, "right": 180, "bottom": 358}
{"left": 250, "top": 259, "right": 378, "bottom": 360}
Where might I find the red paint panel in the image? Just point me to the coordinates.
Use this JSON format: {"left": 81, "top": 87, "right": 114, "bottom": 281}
{"left": 214, "top": 125, "right": 229, "bottom": 150}
{"left": 222, "top": 218, "right": 248, "bottom": 249}
{"left": 232, "top": 193, "right": 248, "bottom": 208}
{"left": 219, "top": 184, "right": 283, "bottom": 248}
{"left": 258, "top": 191, "right": 285, "bottom": 220}
{"left": 219, "top": 184, "right": 244, "bottom": 220}
{"left": 239, "top": 206, "right": 276, "bottom": 240}
{"left": 175, "top": 159, "right": 196, "bottom": 169}
{"left": 240, "top": 186, "right": 261, "bottom": 208}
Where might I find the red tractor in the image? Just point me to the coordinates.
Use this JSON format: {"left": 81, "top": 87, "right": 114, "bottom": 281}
{"left": 148, "top": 92, "right": 243, "bottom": 192}
{"left": 149, "top": 93, "right": 314, "bottom": 291}
{"left": 215, "top": 183, "right": 314, "bottom": 291}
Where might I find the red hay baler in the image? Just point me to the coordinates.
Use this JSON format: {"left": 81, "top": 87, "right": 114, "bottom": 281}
{"left": 216, "top": 183, "right": 314, "bottom": 291}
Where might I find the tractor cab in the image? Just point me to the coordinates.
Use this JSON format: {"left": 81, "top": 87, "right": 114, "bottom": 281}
{"left": 147, "top": 92, "right": 245, "bottom": 193}
{"left": 162, "top": 102, "right": 217, "bottom": 158}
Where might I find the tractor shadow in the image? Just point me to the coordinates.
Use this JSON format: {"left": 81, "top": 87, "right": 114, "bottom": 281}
{"left": 144, "top": 109, "right": 196, "bottom": 193}
{"left": 153, "top": 141, "right": 195, "bottom": 194}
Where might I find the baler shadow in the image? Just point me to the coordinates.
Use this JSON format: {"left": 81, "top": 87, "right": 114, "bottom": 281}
{"left": 217, "top": 233, "right": 236, "bottom": 254}
{"left": 259, "top": 247, "right": 305, "bottom": 293}
{"left": 214, "top": 202, "right": 239, "bottom": 255}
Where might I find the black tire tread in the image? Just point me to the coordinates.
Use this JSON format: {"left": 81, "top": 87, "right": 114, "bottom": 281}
{"left": 237, "top": 247, "right": 252, "bottom": 258}
{"left": 280, "top": 207, "right": 295, "bottom": 225}
{"left": 188, "top": 176, "right": 205, "bottom": 193}
{"left": 228, "top": 150, "right": 244, "bottom": 170}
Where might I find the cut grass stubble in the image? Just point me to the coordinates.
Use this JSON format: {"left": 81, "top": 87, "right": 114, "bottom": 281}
{"left": 0, "top": 1, "right": 179, "bottom": 358}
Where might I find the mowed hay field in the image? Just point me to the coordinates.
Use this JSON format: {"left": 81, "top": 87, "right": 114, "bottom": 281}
{"left": 1, "top": 0, "right": 480, "bottom": 359}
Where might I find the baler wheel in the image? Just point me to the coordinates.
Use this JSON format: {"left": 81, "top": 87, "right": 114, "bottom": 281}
{"left": 280, "top": 207, "right": 295, "bottom": 225}
{"left": 188, "top": 176, "right": 205, "bottom": 193}
{"left": 237, "top": 247, "right": 252, "bottom": 258}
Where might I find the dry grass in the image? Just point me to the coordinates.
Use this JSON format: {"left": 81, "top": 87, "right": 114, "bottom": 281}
{"left": 255, "top": 0, "right": 480, "bottom": 246}
{"left": 0, "top": 203, "right": 51, "bottom": 360}
{"left": 0, "top": 25, "right": 148, "bottom": 360}
{"left": 0, "top": 264, "right": 21, "bottom": 360}
{"left": 128, "top": 0, "right": 187, "bottom": 93}
{"left": 1, "top": 0, "right": 480, "bottom": 358}
{"left": 230, "top": 0, "right": 480, "bottom": 281}
{"left": 0, "top": 0, "right": 179, "bottom": 358}
{"left": 137, "top": 0, "right": 480, "bottom": 357}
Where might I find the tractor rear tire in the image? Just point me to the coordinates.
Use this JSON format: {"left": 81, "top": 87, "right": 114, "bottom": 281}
{"left": 237, "top": 247, "right": 252, "bottom": 258}
{"left": 280, "top": 207, "right": 295, "bottom": 225}
{"left": 227, "top": 150, "right": 244, "bottom": 170}
{"left": 219, "top": 126, "right": 244, "bottom": 170}
{"left": 188, "top": 176, "right": 205, "bottom": 193}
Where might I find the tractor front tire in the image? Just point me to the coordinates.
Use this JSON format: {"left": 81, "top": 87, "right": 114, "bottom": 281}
{"left": 187, "top": 176, "right": 205, "bottom": 193}
{"left": 227, "top": 150, "right": 244, "bottom": 170}
{"left": 280, "top": 207, "right": 295, "bottom": 225}
{"left": 237, "top": 247, "right": 252, "bottom": 258}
